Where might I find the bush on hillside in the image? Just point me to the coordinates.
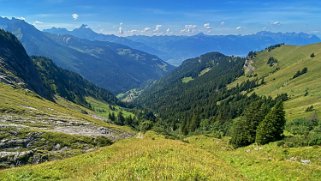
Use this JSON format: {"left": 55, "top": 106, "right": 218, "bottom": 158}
{"left": 286, "top": 118, "right": 318, "bottom": 135}
{"left": 292, "top": 67, "right": 308, "bottom": 79}
{"left": 267, "top": 57, "right": 278, "bottom": 67}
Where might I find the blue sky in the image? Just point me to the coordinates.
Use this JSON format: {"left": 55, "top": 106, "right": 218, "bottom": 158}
{"left": 1, "top": 0, "right": 321, "bottom": 36}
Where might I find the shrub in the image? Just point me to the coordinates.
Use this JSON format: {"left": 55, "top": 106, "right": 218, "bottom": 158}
{"left": 310, "top": 53, "right": 315, "bottom": 58}
{"left": 139, "top": 120, "right": 153, "bottom": 132}
{"left": 286, "top": 118, "right": 317, "bottom": 135}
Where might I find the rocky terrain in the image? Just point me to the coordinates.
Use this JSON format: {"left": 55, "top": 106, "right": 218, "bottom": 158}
{"left": 0, "top": 112, "right": 134, "bottom": 168}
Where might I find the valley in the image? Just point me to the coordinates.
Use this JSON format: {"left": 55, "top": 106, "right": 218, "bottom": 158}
{"left": 1, "top": 1, "right": 321, "bottom": 180}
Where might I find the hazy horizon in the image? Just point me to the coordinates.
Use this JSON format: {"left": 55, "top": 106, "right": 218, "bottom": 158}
{"left": 1, "top": 0, "right": 321, "bottom": 36}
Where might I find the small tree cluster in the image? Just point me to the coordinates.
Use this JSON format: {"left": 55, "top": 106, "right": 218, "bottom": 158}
{"left": 266, "top": 43, "right": 284, "bottom": 52}
{"left": 247, "top": 51, "right": 257, "bottom": 59}
{"left": 230, "top": 101, "right": 269, "bottom": 147}
{"left": 305, "top": 106, "right": 314, "bottom": 112}
{"left": 230, "top": 101, "right": 286, "bottom": 147}
{"left": 256, "top": 102, "right": 286, "bottom": 145}
{"left": 181, "top": 114, "right": 201, "bottom": 135}
{"left": 293, "top": 67, "right": 308, "bottom": 79}
{"left": 267, "top": 57, "right": 278, "bottom": 67}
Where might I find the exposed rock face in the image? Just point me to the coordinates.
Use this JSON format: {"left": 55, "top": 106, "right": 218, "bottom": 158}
{"left": 244, "top": 59, "right": 255, "bottom": 75}
{"left": 0, "top": 114, "right": 133, "bottom": 141}
{"left": 0, "top": 114, "right": 134, "bottom": 168}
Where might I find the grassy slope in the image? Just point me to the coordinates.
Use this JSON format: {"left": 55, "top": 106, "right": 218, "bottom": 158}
{"left": 229, "top": 43, "right": 321, "bottom": 120}
{"left": 0, "top": 132, "right": 245, "bottom": 181}
{"left": 1, "top": 132, "right": 320, "bottom": 180}
{"left": 187, "top": 136, "right": 321, "bottom": 181}
{"left": 86, "top": 97, "right": 135, "bottom": 118}
{"left": 0, "top": 83, "right": 133, "bottom": 133}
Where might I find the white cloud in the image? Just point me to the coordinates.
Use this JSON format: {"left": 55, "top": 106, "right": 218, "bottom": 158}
{"left": 32, "top": 20, "right": 44, "bottom": 27}
{"left": 181, "top": 25, "right": 198, "bottom": 33}
{"left": 142, "top": 27, "right": 151, "bottom": 33}
{"left": 153, "top": 24, "right": 162, "bottom": 32}
{"left": 118, "top": 22, "right": 124, "bottom": 35}
{"left": 15, "top": 17, "right": 26, "bottom": 21}
{"left": 166, "top": 28, "right": 170, "bottom": 33}
{"left": 204, "top": 23, "right": 211, "bottom": 29}
{"left": 118, "top": 26, "right": 124, "bottom": 35}
{"left": 236, "top": 26, "right": 242, "bottom": 30}
{"left": 272, "top": 21, "right": 281, "bottom": 25}
{"left": 72, "top": 13, "right": 79, "bottom": 20}
{"left": 220, "top": 21, "right": 225, "bottom": 26}
{"left": 203, "top": 23, "right": 212, "bottom": 32}
{"left": 33, "top": 20, "right": 43, "bottom": 25}
{"left": 129, "top": 29, "right": 139, "bottom": 34}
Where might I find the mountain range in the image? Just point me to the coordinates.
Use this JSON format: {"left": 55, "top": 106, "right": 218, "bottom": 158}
{"left": 45, "top": 25, "right": 320, "bottom": 66}
{"left": 0, "top": 28, "right": 118, "bottom": 106}
{"left": 1, "top": 20, "right": 321, "bottom": 180}
{"left": 0, "top": 17, "right": 173, "bottom": 93}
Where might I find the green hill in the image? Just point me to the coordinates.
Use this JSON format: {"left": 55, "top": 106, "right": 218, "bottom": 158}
{"left": 0, "top": 29, "right": 134, "bottom": 168}
{"left": 0, "top": 29, "right": 50, "bottom": 99}
{"left": 0, "top": 29, "right": 118, "bottom": 107}
{"left": 229, "top": 43, "right": 321, "bottom": 121}
{"left": 32, "top": 56, "right": 118, "bottom": 107}
{"left": 136, "top": 52, "right": 247, "bottom": 131}
{"left": 135, "top": 52, "right": 280, "bottom": 136}
{"left": 136, "top": 47, "right": 321, "bottom": 147}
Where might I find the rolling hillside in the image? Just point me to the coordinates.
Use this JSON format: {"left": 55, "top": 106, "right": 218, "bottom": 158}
{"left": 135, "top": 52, "right": 262, "bottom": 135}
{"left": 136, "top": 47, "right": 321, "bottom": 148}
{"left": 229, "top": 43, "right": 321, "bottom": 121}
{"left": 1, "top": 132, "right": 320, "bottom": 180}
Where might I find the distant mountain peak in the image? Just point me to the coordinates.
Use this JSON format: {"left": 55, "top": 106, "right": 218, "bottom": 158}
{"left": 79, "top": 24, "right": 89, "bottom": 29}
{"left": 194, "top": 32, "right": 206, "bottom": 37}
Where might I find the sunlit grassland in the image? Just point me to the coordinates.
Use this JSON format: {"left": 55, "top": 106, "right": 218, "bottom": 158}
{"left": 181, "top": 76, "right": 194, "bottom": 83}
{"left": 1, "top": 132, "right": 320, "bottom": 180}
{"left": 85, "top": 97, "right": 135, "bottom": 118}
{"left": 199, "top": 67, "right": 212, "bottom": 76}
{"left": 187, "top": 135, "right": 321, "bottom": 181}
{"left": 0, "top": 83, "right": 133, "bottom": 133}
{"left": 228, "top": 43, "right": 321, "bottom": 121}
{"left": 0, "top": 132, "right": 245, "bottom": 181}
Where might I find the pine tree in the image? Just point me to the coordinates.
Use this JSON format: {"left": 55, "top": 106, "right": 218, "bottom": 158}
{"left": 230, "top": 101, "right": 269, "bottom": 147}
{"left": 188, "top": 114, "right": 200, "bottom": 132}
{"left": 116, "top": 112, "right": 125, "bottom": 125}
{"left": 180, "top": 119, "right": 189, "bottom": 135}
{"left": 256, "top": 102, "right": 286, "bottom": 145}
{"left": 108, "top": 112, "right": 116, "bottom": 122}
{"left": 229, "top": 118, "right": 252, "bottom": 148}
